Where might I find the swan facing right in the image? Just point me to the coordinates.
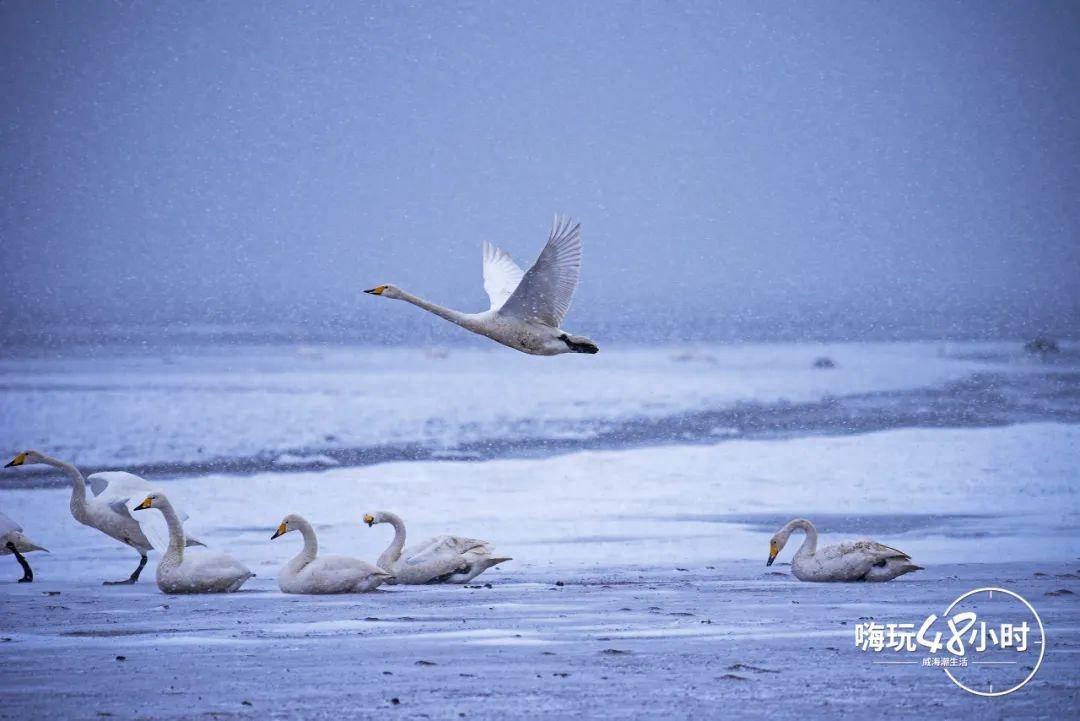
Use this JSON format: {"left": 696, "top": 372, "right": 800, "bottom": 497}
{"left": 767, "top": 518, "right": 923, "bottom": 582}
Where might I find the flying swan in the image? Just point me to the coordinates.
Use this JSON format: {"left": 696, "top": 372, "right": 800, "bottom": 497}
{"left": 364, "top": 511, "right": 511, "bottom": 584}
{"left": 4, "top": 451, "right": 203, "bottom": 584}
{"left": 271, "top": 513, "right": 394, "bottom": 593}
{"left": 133, "top": 492, "right": 253, "bottom": 593}
{"left": 365, "top": 216, "right": 598, "bottom": 355}
{"left": 0, "top": 511, "right": 47, "bottom": 583}
{"left": 767, "top": 518, "right": 923, "bottom": 582}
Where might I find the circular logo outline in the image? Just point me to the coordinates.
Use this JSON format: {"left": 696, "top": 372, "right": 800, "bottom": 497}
{"left": 941, "top": 587, "right": 1045, "bottom": 697}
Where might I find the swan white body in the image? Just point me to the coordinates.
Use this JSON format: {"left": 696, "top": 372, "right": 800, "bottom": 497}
{"left": 134, "top": 493, "right": 253, "bottom": 594}
{"left": 0, "top": 511, "right": 47, "bottom": 582}
{"left": 4, "top": 451, "right": 202, "bottom": 584}
{"left": 365, "top": 216, "right": 598, "bottom": 355}
{"left": 272, "top": 513, "right": 393, "bottom": 594}
{"left": 364, "top": 511, "right": 511, "bottom": 584}
{"left": 767, "top": 518, "right": 923, "bottom": 582}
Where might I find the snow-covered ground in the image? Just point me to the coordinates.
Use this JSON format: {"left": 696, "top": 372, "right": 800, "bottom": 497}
{"left": 1, "top": 341, "right": 1077, "bottom": 718}
{"left": 0, "top": 341, "right": 1020, "bottom": 470}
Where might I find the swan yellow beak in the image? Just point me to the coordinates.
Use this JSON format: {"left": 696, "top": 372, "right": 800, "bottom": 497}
{"left": 767, "top": 543, "right": 778, "bottom": 567}
{"left": 4, "top": 453, "right": 26, "bottom": 468}
{"left": 270, "top": 523, "right": 287, "bottom": 540}
{"left": 134, "top": 497, "right": 154, "bottom": 511}
{"left": 363, "top": 514, "right": 375, "bottom": 527}
{"left": 364, "top": 285, "right": 387, "bottom": 296}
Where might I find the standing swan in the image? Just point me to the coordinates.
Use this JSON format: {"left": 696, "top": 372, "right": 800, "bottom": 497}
{"left": 133, "top": 493, "right": 253, "bottom": 593}
{"left": 0, "top": 511, "right": 47, "bottom": 583}
{"left": 365, "top": 216, "right": 598, "bottom": 355}
{"left": 271, "top": 513, "right": 394, "bottom": 594}
{"left": 767, "top": 518, "right": 923, "bottom": 582}
{"left": 364, "top": 511, "right": 511, "bottom": 584}
{"left": 4, "top": 451, "right": 202, "bottom": 584}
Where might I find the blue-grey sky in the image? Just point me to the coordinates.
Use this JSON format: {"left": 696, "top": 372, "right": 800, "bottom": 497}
{"left": 2, "top": 1, "right": 1078, "bottom": 342}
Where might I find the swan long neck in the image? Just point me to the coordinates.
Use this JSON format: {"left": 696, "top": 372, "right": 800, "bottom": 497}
{"left": 790, "top": 518, "right": 818, "bottom": 556}
{"left": 157, "top": 499, "right": 187, "bottom": 563}
{"left": 397, "top": 290, "right": 471, "bottom": 328}
{"left": 39, "top": 454, "right": 88, "bottom": 520}
{"left": 293, "top": 517, "right": 318, "bottom": 565}
{"left": 377, "top": 512, "right": 407, "bottom": 570}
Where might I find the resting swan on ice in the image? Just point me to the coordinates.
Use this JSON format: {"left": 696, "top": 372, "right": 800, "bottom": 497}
{"left": 364, "top": 511, "right": 510, "bottom": 584}
{"left": 767, "top": 518, "right": 923, "bottom": 582}
{"left": 271, "top": 513, "right": 393, "bottom": 593}
{"left": 365, "top": 216, "right": 598, "bottom": 355}
{"left": 0, "top": 511, "right": 47, "bottom": 583}
{"left": 4, "top": 451, "right": 202, "bottom": 584}
{"left": 133, "top": 493, "right": 253, "bottom": 593}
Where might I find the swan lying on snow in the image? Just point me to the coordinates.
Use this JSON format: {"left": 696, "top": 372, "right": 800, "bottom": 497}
{"left": 133, "top": 493, "right": 253, "bottom": 594}
{"left": 767, "top": 518, "right": 923, "bottom": 582}
{"left": 365, "top": 216, "right": 598, "bottom": 356}
{"left": 0, "top": 511, "right": 47, "bottom": 583}
{"left": 364, "top": 511, "right": 511, "bottom": 584}
{"left": 272, "top": 513, "right": 393, "bottom": 594}
{"left": 4, "top": 451, "right": 203, "bottom": 584}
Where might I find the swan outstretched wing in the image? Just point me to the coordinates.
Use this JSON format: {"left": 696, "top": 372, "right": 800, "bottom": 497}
{"left": 482, "top": 241, "right": 525, "bottom": 311}
{"left": 88, "top": 471, "right": 192, "bottom": 551}
{"left": 499, "top": 216, "right": 582, "bottom": 327}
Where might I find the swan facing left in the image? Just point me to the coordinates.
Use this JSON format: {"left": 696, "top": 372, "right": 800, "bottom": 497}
{"left": 271, "top": 513, "right": 394, "bottom": 594}
{"left": 4, "top": 451, "right": 203, "bottom": 584}
{"left": 767, "top": 518, "right": 923, "bottom": 582}
{"left": 0, "top": 511, "right": 47, "bottom": 583}
{"left": 133, "top": 493, "right": 253, "bottom": 594}
{"left": 364, "top": 511, "right": 511, "bottom": 584}
{"left": 365, "top": 216, "right": 598, "bottom": 356}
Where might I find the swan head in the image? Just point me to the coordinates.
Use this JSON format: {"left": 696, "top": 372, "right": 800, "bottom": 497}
{"left": 4, "top": 450, "right": 46, "bottom": 468}
{"left": 767, "top": 535, "right": 783, "bottom": 566}
{"left": 363, "top": 284, "right": 403, "bottom": 299}
{"left": 363, "top": 512, "right": 380, "bottom": 527}
{"left": 271, "top": 513, "right": 304, "bottom": 540}
{"left": 767, "top": 519, "right": 811, "bottom": 566}
{"left": 133, "top": 493, "right": 164, "bottom": 511}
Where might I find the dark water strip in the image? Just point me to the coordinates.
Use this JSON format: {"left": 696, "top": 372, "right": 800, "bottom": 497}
{"left": 7, "top": 370, "right": 1080, "bottom": 489}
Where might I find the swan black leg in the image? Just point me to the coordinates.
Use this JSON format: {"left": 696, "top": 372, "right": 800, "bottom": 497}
{"left": 104, "top": 552, "right": 147, "bottom": 585}
{"left": 6, "top": 542, "right": 32, "bottom": 583}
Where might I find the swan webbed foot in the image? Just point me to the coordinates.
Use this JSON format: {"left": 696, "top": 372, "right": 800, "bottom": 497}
{"left": 104, "top": 553, "right": 148, "bottom": 585}
{"left": 9, "top": 544, "right": 33, "bottom": 583}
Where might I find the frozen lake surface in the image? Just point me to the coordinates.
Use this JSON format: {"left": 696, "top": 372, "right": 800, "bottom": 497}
{"left": 1, "top": 563, "right": 1077, "bottom": 720}
{"left": 1, "top": 341, "right": 1078, "bottom": 718}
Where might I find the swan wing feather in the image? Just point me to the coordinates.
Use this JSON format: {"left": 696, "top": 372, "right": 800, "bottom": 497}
{"left": 498, "top": 215, "right": 582, "bottom": 326}
{"left": 404, "top": 535, "right": 490, "bottom": 561}
{"left": 482, "top": 240, "right": 526, "bottom": 311}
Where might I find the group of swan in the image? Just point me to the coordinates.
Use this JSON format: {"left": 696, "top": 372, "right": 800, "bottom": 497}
{"left": 5, "top": 451, "right": 203, "bottom": 584}
{"left": 2, "top": 451, "right": 511, "bottom": 593}
{"left": 365, "top": 216, "right": 598, "bottom": 356}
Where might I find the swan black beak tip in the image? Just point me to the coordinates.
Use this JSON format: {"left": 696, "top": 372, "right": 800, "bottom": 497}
{"left": 4, "top": 460, "right": 17, "bottom": 468}
{"left": 363, "top": 288, "right": 376, "bottom": 295}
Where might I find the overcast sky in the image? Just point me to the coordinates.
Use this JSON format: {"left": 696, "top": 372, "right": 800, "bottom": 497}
{"left": 2, "top": 1, "right": 1077, "bottom": 342}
